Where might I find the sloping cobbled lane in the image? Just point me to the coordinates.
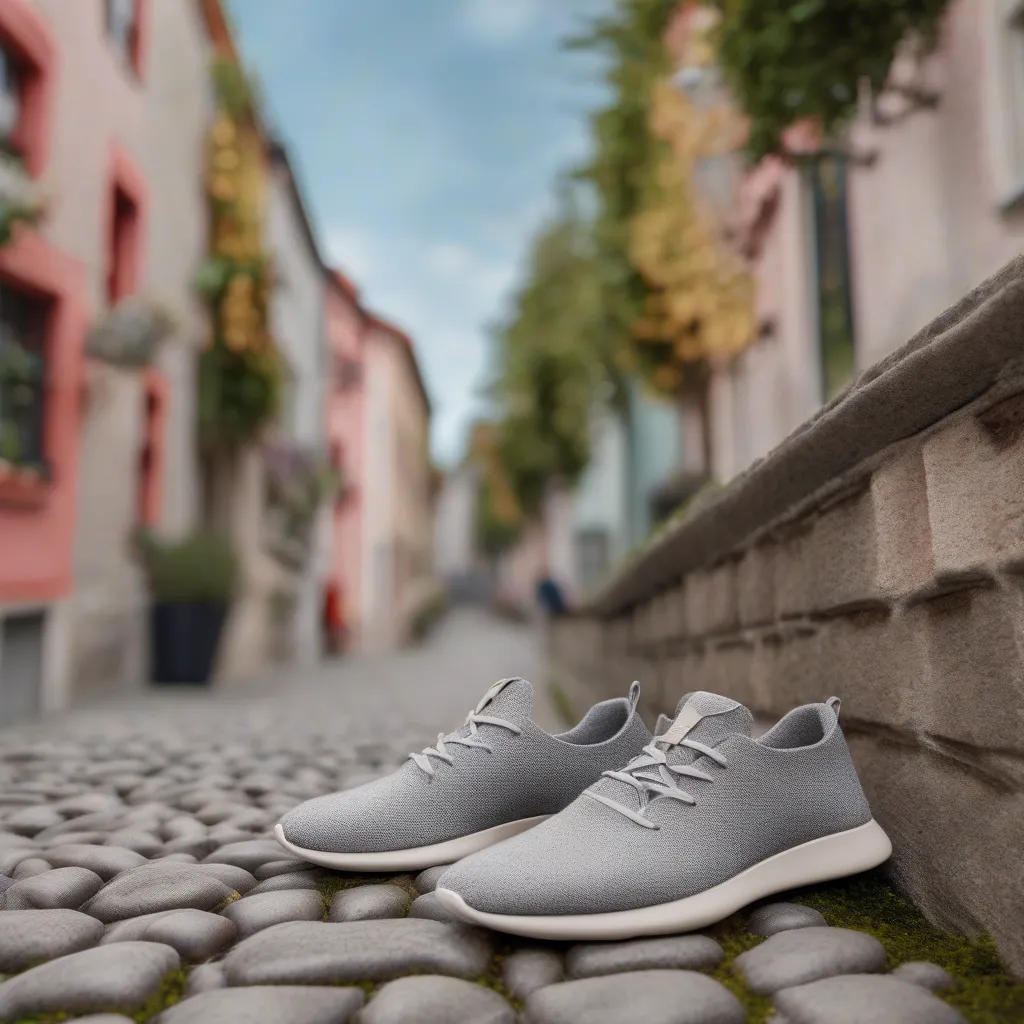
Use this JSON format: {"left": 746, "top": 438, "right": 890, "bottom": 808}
{"left": 0, "top": 610, "right": 972, "bottom": 1022}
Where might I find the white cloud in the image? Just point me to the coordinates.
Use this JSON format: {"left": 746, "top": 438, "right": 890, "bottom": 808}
{"left": 459, "top": 0, "right": 542, "bottom": 44}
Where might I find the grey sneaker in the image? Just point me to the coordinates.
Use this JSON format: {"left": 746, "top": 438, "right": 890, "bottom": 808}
{"left": 435, "top": 690, "right": 891, "bottom": 940}
{"left": 274, "top": 677, "right": 652, "bottom": 871}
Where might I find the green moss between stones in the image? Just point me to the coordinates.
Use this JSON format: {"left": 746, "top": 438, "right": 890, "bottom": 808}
{"left": 477, "top": 944, "right": 524, "bottom": 1013}
{"left": 789, "top": 870, "right": 1024, "bottom": 1024}
{"left": 130, "top": 967, "right": 187, "bottom": 1022}
{"left": 9, "top": 968, "right": 187, "bottom": 1024}
{"left": 706, "top": 914, "right": 772, "bottom": 1023}
{"left": 314, "top": 872, "right": 418, "bottom": 919}
{"left": 211, "top": 890, "right": 242, "bottom": 913}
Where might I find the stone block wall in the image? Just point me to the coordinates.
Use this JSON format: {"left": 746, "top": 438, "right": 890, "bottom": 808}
{"left": 548, "top": 256, "right": 1024, "bottom": 975}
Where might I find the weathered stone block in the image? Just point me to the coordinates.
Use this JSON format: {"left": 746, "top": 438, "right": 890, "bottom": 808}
{"left": 775, "top": 488, "right": 885, "bottom": 618}
{"left": 665, "top": 583, "right": 687, "bottom": 639}
{"left": 651, "top": 593, "right": 673, "bottom": 644}
{"left": 923, "top": 398, "right": 1024, "bottom": 577}
{"left": 748, "top": 626, "right": 823, "bottom": 716}
{"left": 847, "top": 733, "right": 1024, "bottom": 976}
{"left": 872, "top": 446, "right": 935, "bottom": 595}
{"left": 806, "top": 610, "right": 927, "bottom": 732}
{"left": 907, "top": 584, "right": 1024, "bottom": 753}
{"left": 736, "top": 543, "right": 775, "bottom": 627}
{"left": 684, "top": 564, "right": 738, "bottom": 637}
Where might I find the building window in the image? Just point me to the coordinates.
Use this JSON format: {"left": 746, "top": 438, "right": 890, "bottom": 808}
{"left": 0, "top": 45, "right": 23, "bottom": 155}
{"left": 0, "top": 281, "right": 49, "bottom": 469}
{"left": 808, "top": 156, "right": 856, "bottom": 401}
{"left": 0, "top": 2, "right": 56, "bottom": 179}
{"left": 105, "top": 0, "right": 141, "bottom": 71}
{"left": 107, "top": 185, "right": 139, "bottom": 305}
{"left": 334, "top": 355, "right": 362, "bottom": 392}
{"left": 330, "top": 440, "right": 348, "bottom": 510}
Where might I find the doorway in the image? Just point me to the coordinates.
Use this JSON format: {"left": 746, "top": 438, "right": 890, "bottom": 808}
{"left": 0, "top": 610, "right": 45, "bottom": 721}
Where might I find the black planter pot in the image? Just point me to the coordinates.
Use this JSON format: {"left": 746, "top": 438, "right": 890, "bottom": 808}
{"left": 150, "top": 602, "right": 228, "bottom": 685}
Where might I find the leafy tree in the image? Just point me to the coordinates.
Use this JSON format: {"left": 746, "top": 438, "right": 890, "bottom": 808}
{"left": 625, "top": 77, "right": 755, "bottom": 468}
{"left": 467, "top": 422, "right": 523, "bottom": 558}
{"left": 489, "top": 209, "right": 607, "bottom": 517}
{"left": 707, "top": 0, "right": 949, "bottom": 162}
{"left": 568, "top": 0, "right": 680, "bottom": 362}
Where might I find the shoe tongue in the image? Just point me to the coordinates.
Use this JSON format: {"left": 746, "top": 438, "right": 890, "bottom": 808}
{"left": 472, "top": 677, "right": 534, "bottom": 725}
{"left": 657, "top": 691, "right": 753, "bottom": 749}
{"left": 588, "top": 690, "right": 751, "bottom": 813}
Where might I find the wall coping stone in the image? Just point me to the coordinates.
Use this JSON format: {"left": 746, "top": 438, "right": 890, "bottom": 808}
{"left": 589, "top": 256, "right": 1024, "bottom": 616}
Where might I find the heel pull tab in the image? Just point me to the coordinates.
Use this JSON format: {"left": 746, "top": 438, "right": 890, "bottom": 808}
{"left": 826, "top": 696, "right": 842, "bottom": 720}
{"left": 628, "top": 680, "right": 641, "bottom": 713}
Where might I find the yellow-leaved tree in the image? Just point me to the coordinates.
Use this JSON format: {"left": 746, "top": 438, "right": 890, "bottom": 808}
{"left": 626, "top": 69, "right": 755, "bottom": 471}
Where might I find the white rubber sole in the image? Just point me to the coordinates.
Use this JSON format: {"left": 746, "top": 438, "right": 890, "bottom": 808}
{"left": 434, "top": 818, "right": 892, "bottom": 941}
{"left": 273, "top": 815, "right": 550, "bottom": 873}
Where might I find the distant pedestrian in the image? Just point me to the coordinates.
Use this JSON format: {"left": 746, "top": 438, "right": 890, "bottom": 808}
{"left": 536, "top": 573, "right": 569, "bottom": 617}
{"left": 323, "top": 581, "right": 346, "bottom": 654}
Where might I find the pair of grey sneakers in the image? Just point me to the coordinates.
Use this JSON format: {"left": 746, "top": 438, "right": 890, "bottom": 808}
{"left": 275, "top": 677, "right": 891, "bottom": 941}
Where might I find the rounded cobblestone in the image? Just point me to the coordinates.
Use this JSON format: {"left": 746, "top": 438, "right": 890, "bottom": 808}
{"left": 747, "top": 902, "right": 828, "bottom": 937}
{"left": 0, "top": 909, "right": 104, "bottom": 971}
{"left": 45, "top": 844, "right": 149, "bottom": 880}
{"left": 407, "top": 891, "right": 464, "bottom": 923}
{"left": 415, "top": 864, "right": 453, "bottom": 894}
{"left": 100, "top": 908, "right": 237, "bottom": 960}
{"left": 734, "top": 927, "right": 888, "bottom": 995}
{"left": 523, "top": 970, "right": 746, "bottom": 1024}
{"left": 4, "top": 866, "right": 104, "bottom": 910}
{"left": 222, "top": 919, "right": 493, "bottom": 984}
{"left": 0, "top": 941, "right": 180, "bottom": 1020}
{"left": 566, "top": 935, "right": 724, "bottom": 978}
{"left": 219, "top": 888, "right": 324, "bottom": 938}
{"left": 772, "top": 974, "right": 968, "bottom": 1023}
{"left": 80, "top": 862, "right": 237, "bottom": 922}
{"left": 890, "top": 960, "right": 957, "bottom": 992}
{"left": 329, "top": 883, "right": 411, "bottom": 921}
{"left": 155, "top": 985, "right": 364, "bottom": 1024}
{"left": 503, "top": 948, "right": 564, "bottom": 1000}
{"left": 362, "top": 975, "right": 516, "bottom": 1024}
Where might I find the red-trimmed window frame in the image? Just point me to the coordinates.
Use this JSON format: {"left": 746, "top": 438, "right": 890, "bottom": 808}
{"left": 137, "top": 368, "right": 165, "bottom": 527}
{"left": 104, "top": 143, "right": 147, "bottom": 307}
{"left": 0, "top": 0, "right": 56, "bottom": 178}
{"left": 0, "top": 230, "right": 86, "bottom": 518}
{"left": 102, "top": 0, "right": 149, "bottom": 80}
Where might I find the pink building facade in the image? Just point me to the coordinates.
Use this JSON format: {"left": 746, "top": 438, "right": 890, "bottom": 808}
{"left": 324, "top": 269, "right": 366, "bottom": 651}
{"left": 676, "top": 0, "right": 1024, "bottom": 484}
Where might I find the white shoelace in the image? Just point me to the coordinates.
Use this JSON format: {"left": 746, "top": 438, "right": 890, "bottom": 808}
{"left": 586, "top": 737, "right": 727, "bottom": 829}
{"left": 409, "top": 710, "right": 522, "bottom": 777}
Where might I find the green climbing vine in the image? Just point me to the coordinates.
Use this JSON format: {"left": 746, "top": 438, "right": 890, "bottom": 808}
{"left": 196, "top": 55, "right": 283, "bottom": 449}
{"left": 708, "top": 0, "right": 950, "bottom": 162}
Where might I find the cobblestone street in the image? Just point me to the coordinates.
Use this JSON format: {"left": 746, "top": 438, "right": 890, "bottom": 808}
{"left": 0, "top": 609, "right": 1010, "bottom": 1023}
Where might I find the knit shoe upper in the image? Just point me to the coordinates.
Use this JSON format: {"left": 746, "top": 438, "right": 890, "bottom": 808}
{"left": 437, "top": 690, "right": 874, "bottom": 916}
{"left": 278, "top": 677, "right": 653, "bottom": 855}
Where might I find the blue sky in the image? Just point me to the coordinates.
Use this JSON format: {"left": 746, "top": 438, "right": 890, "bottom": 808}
{"left": 224, "top": 0, "right": 611, "bottom": 465}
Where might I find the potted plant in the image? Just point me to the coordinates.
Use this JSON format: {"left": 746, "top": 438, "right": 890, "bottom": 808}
{"left": 86, "top": 295, "right": 176, "bottom": 367}
{"left": 136, "top": 530, "right": 239, "bottom": 685}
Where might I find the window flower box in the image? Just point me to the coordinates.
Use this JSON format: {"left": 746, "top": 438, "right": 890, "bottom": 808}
{"left": 86, "top": 295, "right": 175, "bottom": 368}
{"left": 0, "top": 458, "right": 50, "bottom": 508}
